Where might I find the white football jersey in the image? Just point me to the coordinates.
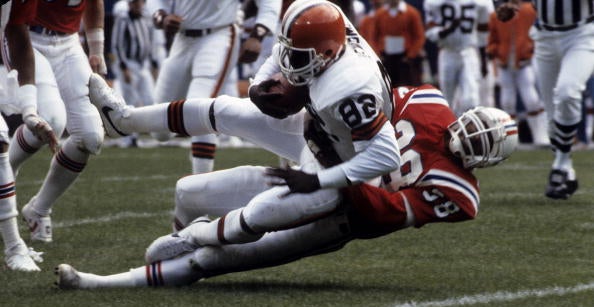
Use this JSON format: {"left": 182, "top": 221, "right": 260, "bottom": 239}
{"left": 424, "top": 0, "right": 493, "bottom": 50}
{"left": 147, "top": 0, "right": 280, "bottom": 32}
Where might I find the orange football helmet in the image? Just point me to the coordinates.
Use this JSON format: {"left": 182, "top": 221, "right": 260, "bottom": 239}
{"left": 278, "top": 0, "right": 346, "bottom": 85}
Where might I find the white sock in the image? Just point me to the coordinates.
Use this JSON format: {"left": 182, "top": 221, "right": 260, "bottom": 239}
{"left": 9, "top": 125, "right": 42, "bottom": 175}
{"left": 33, "top": 139, "right": 88, "bottom": 216}
{"left": 123, "top": 103, "right": 170, "bottom": 133}
{"left": 0, "top": 217, "right": 24, "bottom": 251}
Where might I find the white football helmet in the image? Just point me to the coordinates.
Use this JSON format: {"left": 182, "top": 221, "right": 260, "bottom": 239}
{"left": 448, "top": 106, "right": 518, "bottom": 168}
{"left": 278, "top": 0, "right": 346, "bottom": 86}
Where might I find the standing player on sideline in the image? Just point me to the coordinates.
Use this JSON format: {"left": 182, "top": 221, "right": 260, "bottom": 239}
{"left": 496, "top": 0, "right": 594, "bottom": 199}
{"left": 146, "top": 0, "right": 281, "bottom": 174}
{"left": 15, "top": 0, "right": 108, "bottom": 243}
{"left": 54, "top": 86, "right": 518, "bottom": 289}
{"left": 424, "top": 0, "right": 493, "bottom": 116}
{"left": 88, "top": 0, "right": 399, "bottom": 254}
{"left": 0, "top": 0, "right": 57, "bottom": 271}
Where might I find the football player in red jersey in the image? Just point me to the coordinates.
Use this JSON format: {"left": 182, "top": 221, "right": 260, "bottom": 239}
{"left": 55, "top": 84, "right": 518, "bottom": 289}
{"left": 0, "top": 0, "right": 58, "bottom": 271}
{"left": 13, "top": 0, "right": 107, "bottom": 244}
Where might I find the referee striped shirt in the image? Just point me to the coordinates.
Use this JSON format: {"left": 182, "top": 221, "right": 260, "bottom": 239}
{"left": 112, "top": 11, "right": 155, "bottom": 69}
{"left": 533, "top": 0, "right": 594, "bottom": 29}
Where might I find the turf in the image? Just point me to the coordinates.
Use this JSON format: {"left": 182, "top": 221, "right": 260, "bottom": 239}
{"left": 1, "top": 145, "right": 594, "bottom": 307}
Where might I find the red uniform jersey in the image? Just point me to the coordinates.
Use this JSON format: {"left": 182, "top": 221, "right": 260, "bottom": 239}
{"left": 31, "top": 0, "right": 86, "bottom": 34}
{"left": 343, "top": 85, "right": 480, "bottom": 238}
{"left": 7, "top": 0, "right": 37, "bottom": 25}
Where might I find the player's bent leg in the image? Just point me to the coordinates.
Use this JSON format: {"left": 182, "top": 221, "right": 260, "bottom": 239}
{"left": 176, "top": 185, "right": 341, "bottom": 248}
{"left": 190, "top": 210, "right": 352, "bottom": 277}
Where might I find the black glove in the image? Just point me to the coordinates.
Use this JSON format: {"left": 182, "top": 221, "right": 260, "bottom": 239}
{"left": 265, "top": 167, "right": 321, "bottom": 196}
{"left": 248, "top": 79, "right": 288, "bottom": 119}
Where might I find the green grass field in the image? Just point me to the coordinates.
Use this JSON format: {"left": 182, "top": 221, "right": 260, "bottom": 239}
{"left": 1, "top": 145, "right": 594, "bottom": 307}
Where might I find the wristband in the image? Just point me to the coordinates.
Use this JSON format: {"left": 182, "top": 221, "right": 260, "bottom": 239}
{"left": 86, "top": 28, "right": 104, "bottom": 56}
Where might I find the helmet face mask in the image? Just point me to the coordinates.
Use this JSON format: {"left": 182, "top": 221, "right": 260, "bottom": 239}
{"left": 278, "top": 35, "right": 328, "bottom": 86}
{"left": 278, "top": 1, "right": 346, "bottom": 86}
{"left": 448, "top": 107, "right": 518, "bottom": 168}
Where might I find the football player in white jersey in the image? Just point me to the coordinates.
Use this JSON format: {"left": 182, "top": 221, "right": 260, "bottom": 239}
{"left": 88, "top": 0, "right": 400, "bottom": 259}
{"left": 54, "top": 86, "right": 518, "bottom": 289}
{"left": 424, "top": 0, "right": 493, "bottom": 116}
{"left": 147, "top": 0, "right": 281, "bottom": 174}
{"left": 0, "top": 0, "right": 57, "bottom": 271}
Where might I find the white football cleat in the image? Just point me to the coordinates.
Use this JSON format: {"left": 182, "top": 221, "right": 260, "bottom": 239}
{"left": 22, "top": 197, "right": 53, "bottom": 243}
{"left": 55, "top": 264, "right": 82, "bottom": 289}
{"left": 145, "top": 217, "right": 209, "bottom": 264}
{"left": 5, "top": 244, "right": 42, "bottom": 272}
{"left": 88, "top": 73, "right": 131, "bottom": 138}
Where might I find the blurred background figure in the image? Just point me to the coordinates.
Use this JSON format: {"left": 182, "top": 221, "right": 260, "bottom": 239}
{"left": 373, "top": 0, "right": 425, "bottom": 87}
{"left": 424, "top": 0, "right": 493, "bottom": 116}
{"left": 111, "top": 0, "right": 163, "bottom": 147}
{"left": 487, "top": 0, "right": 548, "bottom": 146}
{"left": 357, "top": 0, "right": 385, "bottom": 54}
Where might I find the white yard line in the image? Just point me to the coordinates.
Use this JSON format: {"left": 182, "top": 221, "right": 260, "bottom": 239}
{"left": 393, "top": 282, "right": 594, "bottom": 306}
{"left": 52, "top": 211, "right": 171, "bottom": 228}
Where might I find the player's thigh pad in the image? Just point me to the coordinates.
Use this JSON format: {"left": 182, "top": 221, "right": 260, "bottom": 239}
{"left": 175, "top": 166, "right": 269, "bottom": 220}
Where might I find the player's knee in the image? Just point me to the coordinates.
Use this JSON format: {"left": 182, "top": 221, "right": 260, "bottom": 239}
{"left": 174, "top": 178, "right": 197, "bottom": 224}
{"left": 75, "top": 131, "right": 104, "bottom": 154}
{"left": 555, "top": 83, "right": 584, "bottom": 105}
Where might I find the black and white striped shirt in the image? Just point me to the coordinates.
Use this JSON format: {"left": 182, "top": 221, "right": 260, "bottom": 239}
{"left": 533, "top": 0, "right": 594, "bottom": 30}
{"left": 112, "top": 11, "right": 156, "bottom": 69}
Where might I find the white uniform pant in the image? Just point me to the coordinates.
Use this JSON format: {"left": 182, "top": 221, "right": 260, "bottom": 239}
{"left": 531, "top": 23, "right": 594, "bottom": 127}
{"left": 175, "top": 150, "right": 342, "bottom": 232}
{"left": 31, "top": 32, "right": 104, "bottom": 153}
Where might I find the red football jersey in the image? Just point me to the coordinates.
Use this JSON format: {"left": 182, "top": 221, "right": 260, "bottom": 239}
{"left": 32, "top": 0, "right": 86, "bottom": 34}
{"left": 343, "top": 85, "right": 480, "bottom": 238}
{"left": 7, "top": 0, "right": 37, "bottom": 25}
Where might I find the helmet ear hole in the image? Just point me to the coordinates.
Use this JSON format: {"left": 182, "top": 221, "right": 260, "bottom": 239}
{"left": 324, "top": 49, "right": 333, "bottom": 57}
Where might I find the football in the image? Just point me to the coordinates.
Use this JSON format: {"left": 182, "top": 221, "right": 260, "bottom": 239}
{"left": 267, "top": 72, "right": 310, "bottom": 116}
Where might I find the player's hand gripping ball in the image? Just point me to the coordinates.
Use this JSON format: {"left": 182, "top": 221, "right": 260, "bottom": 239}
{"left": 249, "top": 73, "right": 310, "bottom": 119}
